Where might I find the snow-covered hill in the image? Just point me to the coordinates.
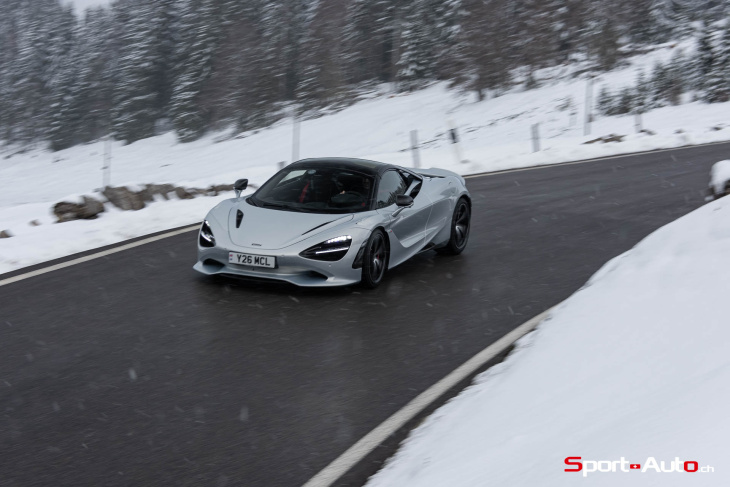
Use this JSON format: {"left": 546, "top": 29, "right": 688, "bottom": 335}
{"left": 1, "top": 40, "right": 729, "bottom": 273}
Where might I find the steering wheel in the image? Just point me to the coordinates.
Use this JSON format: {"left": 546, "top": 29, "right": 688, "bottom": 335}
{"left": 333, "top": 179, "right": 345, "bottom": 194}
{"left": 331, "top": 190, "right": 364, "bottom": 207}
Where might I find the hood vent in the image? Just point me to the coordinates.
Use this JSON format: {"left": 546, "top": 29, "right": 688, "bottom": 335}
{"left": 236, "top": 210, "right": 244, "bottom": 228}
{"left": 301, "top": 220, "right": 334, "bottom": 235}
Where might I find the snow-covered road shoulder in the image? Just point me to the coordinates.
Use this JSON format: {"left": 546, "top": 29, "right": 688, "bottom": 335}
{"left": 0, "top": 194, "right": 236, "bottom": 275}
{"left": 366, "top": 197, "right": 730, "bottom": 486}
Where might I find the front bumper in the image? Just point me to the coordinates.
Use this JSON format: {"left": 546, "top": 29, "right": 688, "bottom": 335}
{"left": 193, "top": 237, "right": 366, "bottom": 288}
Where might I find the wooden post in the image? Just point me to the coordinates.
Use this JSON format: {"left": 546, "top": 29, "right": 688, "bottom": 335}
{"left": 410, "top": 130, "right": 421, "bottom": 168}
{"left": 531, "top": 123, "right": 540, "bottom": 153}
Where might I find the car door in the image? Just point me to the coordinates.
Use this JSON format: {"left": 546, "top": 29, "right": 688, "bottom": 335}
{"left": 376, "top": 170, "right": 431, "bottom": 254}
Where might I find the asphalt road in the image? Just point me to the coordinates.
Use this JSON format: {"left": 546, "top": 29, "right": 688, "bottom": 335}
{"left": 1, "top": 142, "right": 727, "bottom": 487}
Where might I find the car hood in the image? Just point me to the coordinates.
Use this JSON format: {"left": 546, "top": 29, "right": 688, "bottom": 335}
{"left": 227, "top": 202, "right": 354, "bottom": 250}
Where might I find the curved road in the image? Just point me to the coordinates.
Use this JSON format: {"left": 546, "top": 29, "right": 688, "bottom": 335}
{"left": 1, "top": 142, "right": 727, "bottom": 486}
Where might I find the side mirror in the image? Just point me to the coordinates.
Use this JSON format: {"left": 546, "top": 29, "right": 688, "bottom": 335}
{"left": 396, "top": 194, "right": 413, "bottom": 207}
{"left": 234, "top": 179, "right": 248, "bottom": 199}
{"left": 393, "top": 194, "right": 414, "bottom": 217}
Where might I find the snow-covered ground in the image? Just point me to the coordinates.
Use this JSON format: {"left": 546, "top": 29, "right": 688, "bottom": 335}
{"left": 1, "top": 40, "right": 728, "bottom": 274}
{"left": 366, "top": 196, "right": 730, "bottom": 486}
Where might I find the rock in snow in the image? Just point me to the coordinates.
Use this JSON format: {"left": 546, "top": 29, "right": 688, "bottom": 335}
{"left": 102, "top": 186, "right": 147, "bottom": 211}
{"left": 53, "top": 196, "right": 105, "bottom": 223}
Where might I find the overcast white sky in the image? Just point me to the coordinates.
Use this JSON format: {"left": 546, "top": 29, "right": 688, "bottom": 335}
{"left": 63, "top": 0, "right": 112, "bottom": 13}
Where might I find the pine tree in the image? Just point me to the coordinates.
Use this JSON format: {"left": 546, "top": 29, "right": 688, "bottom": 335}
{"left": 583, "top": 2, "right": 620, "bottom": 71}
{"left": 396, "top": 0, "right": 433, "bottom": 90}
{"left": 650, "top": 61, "right": 670, "bottom": 107}
{"left": 648, "top": 0, "right": 690, "bottom": 42}
{"left": 595, "top": 20, "right": 620, "bottom": 71}
{"left": 666, "top": 49, "right": 686, "bottom": 105}
{"left": 170, "top": 0, "right": 220, "bottom": 142}
{"left": 625, "top": 0, "right": 654, "bottom": 44}
{"left": 297, "top": 0, "right": 347, "bottom": 110}
{"left": 634, "top": 69, "right": 650, "bottom": 112}
{"left": 704, "top": 25, "right": 730, "bottom": 103}
{"left": 74, "top": 7, "right": 116, "bottom": 142}
{"left": 694, "top": 23, "right": 715, "bottom": 93}
{"left": 432, "top": 0, "right": 463, "bottom": 79}
{"left": 615, "top": 86, "right": 635, "bottom": 114}
{"left": 7, "top": 1, "right": 58, "bottom": 142}
{"left": 597, "top": 85, "right": 614, "bottom": 116}
{"left": 442, "top": 0, "right": 471, "bottom": 89}
{"left": 343, "top": 0, "right": 399, "bottom": 84}
{"left": 112, "top": 0, "right": 166, "bottom": 143}
{"left": 151, "top": 0, "right": 179, "bottom": 122}
{"left": 48, "top": 6, "right": 81, "bottom": 150}
{"left": 245, "top": 0, "right": 293, "bottom": 127}
{"left": 455, "top": 0, "right": 512, "bottom": 101}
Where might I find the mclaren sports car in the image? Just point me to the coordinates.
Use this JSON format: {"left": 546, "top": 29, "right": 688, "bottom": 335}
{"left": 193, "top": 157, "right": 471, "bottom": 288}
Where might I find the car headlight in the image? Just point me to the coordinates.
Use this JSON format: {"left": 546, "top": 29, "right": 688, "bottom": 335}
{"left": 200, "top": 220, "right": 215, "bottom": 247}
{"left": 300, "top": 235, "right": 352, "bottom": 261}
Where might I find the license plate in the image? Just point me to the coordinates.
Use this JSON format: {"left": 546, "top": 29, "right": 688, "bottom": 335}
{"left": 228, "top": 252, "right": 276, "bottom": 268}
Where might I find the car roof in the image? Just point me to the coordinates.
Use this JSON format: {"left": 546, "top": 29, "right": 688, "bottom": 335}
{"left": 289, "top": 157, "right": 397, "bottom": 176}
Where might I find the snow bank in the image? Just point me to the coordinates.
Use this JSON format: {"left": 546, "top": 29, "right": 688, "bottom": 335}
{"left": 710, "top": 159, "right": 730, "bottom": 194}
{"left": 366, "top": 196, "right": 730, "bottom": 487}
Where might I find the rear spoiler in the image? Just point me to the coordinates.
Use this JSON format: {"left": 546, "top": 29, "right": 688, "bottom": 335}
{"left": 415, "top": 167, "right": 453, "bottom": 177}
{"left": 414, "top": 167, "right": 465, "bottom": 184}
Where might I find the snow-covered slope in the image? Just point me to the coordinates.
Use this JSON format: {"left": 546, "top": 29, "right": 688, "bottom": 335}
{"left": 366, "top": 195, "right": 730, "bottom": 486}
{"left": 2, "top": 40, "right": 729, "bottom": 273}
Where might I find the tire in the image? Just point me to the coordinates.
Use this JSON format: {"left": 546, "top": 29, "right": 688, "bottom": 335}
{"left": 437, "top": 198, "right": 471, "bottom": 255}
{"left": 361, "top": 229, "right": 388, "bottom": 288}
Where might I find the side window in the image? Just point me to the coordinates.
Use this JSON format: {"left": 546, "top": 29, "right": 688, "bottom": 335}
{"left": 377, "top": 170, "right": 407, "bottom": 208}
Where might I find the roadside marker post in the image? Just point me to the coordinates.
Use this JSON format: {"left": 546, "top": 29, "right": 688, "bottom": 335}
{"left": 447, "top": 120, "right": 466, "bottom": 164}
{"left": 584, "top": 77, "right": 593, "bottom": 136}
{"left": 410, "top": 130, "right": 421, "bottom": 168}
{"left": 531, "top": 123, "right": 541, "bottom": 153}
{"left": 103, "top": 134, "right": 112, "bottom": 188}
{"left": 292, "top": 105, "right": 301, "bottom": 163}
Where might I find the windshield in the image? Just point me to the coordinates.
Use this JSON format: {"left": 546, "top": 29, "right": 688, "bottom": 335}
{"left": 250, "top": 165, "right": 375, "bottom": 213}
